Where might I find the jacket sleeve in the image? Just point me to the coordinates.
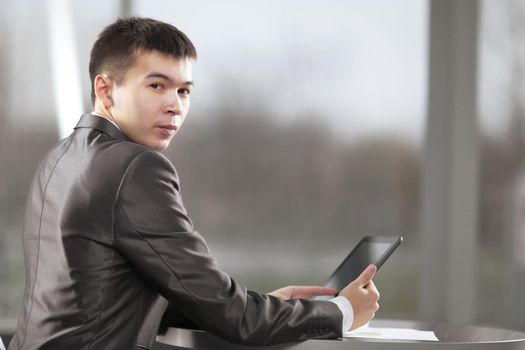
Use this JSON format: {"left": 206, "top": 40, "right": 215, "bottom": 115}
{"left": 113, "top": 150, "right": 343, "bottom": 345}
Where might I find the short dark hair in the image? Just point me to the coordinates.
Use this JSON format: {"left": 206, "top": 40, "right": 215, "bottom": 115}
{"left": 89, "top": 17, "right": 197, "bottom": 105}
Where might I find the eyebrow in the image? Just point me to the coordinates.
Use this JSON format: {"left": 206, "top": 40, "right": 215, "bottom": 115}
{"left": 145, "top": 71, "right": 194, "bottom": 86}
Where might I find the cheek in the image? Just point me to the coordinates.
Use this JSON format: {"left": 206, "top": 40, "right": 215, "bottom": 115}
{"left": 182, "top": 99, "right": 191, "bottom": 115}
{"left": 113, "top": 90, "right": 137, "bottom": 113}
{"left": 139, "top": 94, "right": 166, "bottom": 113}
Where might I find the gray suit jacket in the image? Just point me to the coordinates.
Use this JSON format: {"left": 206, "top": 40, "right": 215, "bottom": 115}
{"left": 9, "top": 114, "right": 342, "bottom": 350}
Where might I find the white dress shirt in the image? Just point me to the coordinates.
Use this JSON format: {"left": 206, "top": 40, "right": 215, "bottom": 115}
{"left": 91, "top": 112, "right": 120, "bottom": 130}
{"left": 329, "top": 296, "right": 354, "bottom": 333}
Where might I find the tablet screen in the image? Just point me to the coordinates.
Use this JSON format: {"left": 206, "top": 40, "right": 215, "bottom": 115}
{"left": 316, "top": 236, "right": 402, "bottom": 299}
{"left": 325, "top": 241, "right": 394, "bottom": 290}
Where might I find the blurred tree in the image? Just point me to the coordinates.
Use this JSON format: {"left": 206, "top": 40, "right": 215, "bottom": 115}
{"left": 167, "top": 97, "right": 420, "bottom": 251}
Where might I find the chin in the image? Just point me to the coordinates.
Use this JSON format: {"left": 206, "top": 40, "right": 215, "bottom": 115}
{"left": 137, "top": 136, "right": 170, "bottom": 151}
{"left": 152, "top": 141, "right": 171, "bottom": 151}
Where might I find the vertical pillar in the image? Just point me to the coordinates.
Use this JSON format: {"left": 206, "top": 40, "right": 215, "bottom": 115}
{"left": 420, "top": 0, "right": 479, "bottom": 325}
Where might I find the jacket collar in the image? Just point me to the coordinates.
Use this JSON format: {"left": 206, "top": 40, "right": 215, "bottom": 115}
{"left": 74, "top": 114, "right": 130, "bottom": 141}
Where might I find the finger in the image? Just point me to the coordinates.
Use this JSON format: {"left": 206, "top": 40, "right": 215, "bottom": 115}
{"left": 292, "top": 286, "right": 338, "bottom": 298}
{"left": 268, "top": 287, "right": 289, "bottom": 299}
{"left": 355, "top": 264, "right": 377, "bottom": 287}
{"left": 366, "top": 281, "right": 380, "bottom": 299}
{"left": 307, "top": 287, "right": 338, "bottom": 296}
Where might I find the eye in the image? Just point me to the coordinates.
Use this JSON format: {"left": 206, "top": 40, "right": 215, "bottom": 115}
{"left": 150, "top": 83, "right": 163, "bottom": 90}
{"left": 179, "top": 88, "right": 191, "bottom": 96}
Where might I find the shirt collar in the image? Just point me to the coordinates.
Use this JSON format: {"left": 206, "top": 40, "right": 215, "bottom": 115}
{"left": 90, "top": 111, "right": 121, "bottom": 130}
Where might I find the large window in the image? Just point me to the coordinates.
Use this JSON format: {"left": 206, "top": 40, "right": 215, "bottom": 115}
{"left": 0, "top": 0, "right": 427, "bottom": 330}
{"left": 0, "top": 0, "right": 59, "bottom": 325}
{"left": 137, "top": 0, "right": 427, "bottom": 319}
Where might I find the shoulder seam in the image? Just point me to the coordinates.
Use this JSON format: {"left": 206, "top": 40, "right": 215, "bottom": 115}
{"left": 20, "top": 133, "right": 77, "bottom": 348}
{"left": 116, "top": 203, "right": 220, "bottom": 330}
{"left": 111, "top": 149, "right": 156, "bottom": 242}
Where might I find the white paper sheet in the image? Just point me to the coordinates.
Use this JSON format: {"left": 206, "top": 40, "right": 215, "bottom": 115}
{"left": 344, "top": 326, "right": 439, "bottom": 342}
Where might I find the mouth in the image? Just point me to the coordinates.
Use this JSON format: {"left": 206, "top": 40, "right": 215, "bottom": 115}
{"left": 157, "top": 124, "right": 177, "bottom": 137}
{"left": 159, "top": 124, "right": 177, "bottom": 130}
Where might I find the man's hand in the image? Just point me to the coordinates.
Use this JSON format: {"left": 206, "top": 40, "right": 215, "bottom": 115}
{"left": 339, "top": 264, "right": 380, "bottom": 330}
{"left": 269, "top": 286, "right": 338, "bottom": 300}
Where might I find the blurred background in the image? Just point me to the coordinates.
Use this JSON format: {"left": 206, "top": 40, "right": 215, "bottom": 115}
{"left": 1, "top": 0, "right": 525, "bottom": 342}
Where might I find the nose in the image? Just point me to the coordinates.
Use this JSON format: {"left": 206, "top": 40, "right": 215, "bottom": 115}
{"left": 165, "top": 92, "right": 182, "bottom": 116}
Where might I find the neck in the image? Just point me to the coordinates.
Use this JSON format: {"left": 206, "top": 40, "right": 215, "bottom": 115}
{"left": 92, "top": 103, "right": 121, "bottom": 130}
{"left": 93, "top": 103, "right": 118, "bottom": 125}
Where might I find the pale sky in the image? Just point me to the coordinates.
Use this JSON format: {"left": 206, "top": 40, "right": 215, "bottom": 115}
{"left": 9, "top": 0, "right": 518, "bottom": 142}
{"left": 135, "top": 0, "right": 429, "bottom": 141}
{"left": 70, "top": 0, "right": 429, "bottom": 141}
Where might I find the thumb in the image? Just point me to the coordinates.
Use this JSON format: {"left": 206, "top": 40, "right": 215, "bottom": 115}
{"left": 355, "top": 264, "right": 377, "bottom": 287}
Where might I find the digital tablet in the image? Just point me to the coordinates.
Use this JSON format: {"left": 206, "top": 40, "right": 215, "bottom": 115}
{"left": 316, "top": 236, "right": 402, "bottom": 300}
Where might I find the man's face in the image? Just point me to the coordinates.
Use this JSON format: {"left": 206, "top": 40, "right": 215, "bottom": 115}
{"left": 109, "top": 51, "right": 193, "bottom": 150}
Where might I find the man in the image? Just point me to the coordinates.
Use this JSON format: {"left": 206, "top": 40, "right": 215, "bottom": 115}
{"left": 9, "top": 17, "right": 379, "bottom": 350}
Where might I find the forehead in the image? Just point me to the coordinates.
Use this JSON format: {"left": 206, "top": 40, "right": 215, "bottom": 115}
{"left": 123, "top": 50, "right": 193, "bottom": 81}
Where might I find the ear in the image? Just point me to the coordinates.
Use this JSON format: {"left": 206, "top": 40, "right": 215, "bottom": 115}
{"left": 94, "top": 74, "right": 114, "bottom": 108}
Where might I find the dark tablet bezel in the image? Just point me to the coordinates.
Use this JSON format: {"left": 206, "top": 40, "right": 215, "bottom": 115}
{"left": 324, "top": 235, "right": 403, "bottom": 288}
